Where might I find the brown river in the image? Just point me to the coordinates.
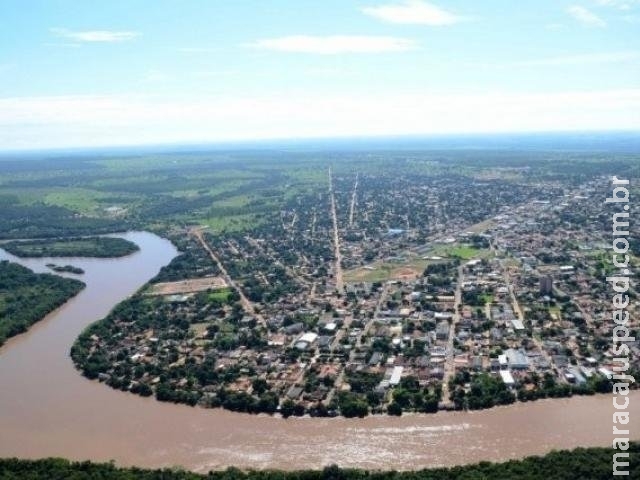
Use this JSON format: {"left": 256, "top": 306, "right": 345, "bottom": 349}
{"left": 0, "top": 231, "right": 637, "bottom": 472}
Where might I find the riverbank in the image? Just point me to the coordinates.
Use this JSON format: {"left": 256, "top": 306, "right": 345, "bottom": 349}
{"left": 0, "top": 231, "right": 637, "bottom": 473}
{"left": 2, "top": 443, "right": 638, "bottom": 479}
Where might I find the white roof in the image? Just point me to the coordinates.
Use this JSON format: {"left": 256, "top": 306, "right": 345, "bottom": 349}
{"left": 389, "top": 366, "right": 404, "bottom": 386}
{"left": 598, "top": 367, "right": 613, "bottom": 378}
{"left": 498, "top": 354, "right": 508, "bottom": 365}
{"left": 299, "top": 332, "right": 318, "bottom": 344}
{"left": 499, "top": 370, "right": 515, "bottom": 385}
{"left": 511, "top": 319, "right": 525, "bottom": 330}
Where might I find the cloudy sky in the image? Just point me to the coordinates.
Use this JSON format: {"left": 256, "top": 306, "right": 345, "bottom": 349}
{"left": 0, "top": 0, "right": 639, "bottom": 150}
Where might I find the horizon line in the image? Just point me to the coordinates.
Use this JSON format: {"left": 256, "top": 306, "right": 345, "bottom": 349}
{"left": 1, "top": 128, "right": 639, "bottom": 156}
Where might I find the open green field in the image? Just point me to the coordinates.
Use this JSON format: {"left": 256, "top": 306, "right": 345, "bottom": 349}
{"left": 200, "top": 213, "right": 264, "bottom": 233}
{"left": 344, "top": 255, "right": 435, "bottom": 283}
{"left": 0, "top": 152, "right": 310, "bottom": 238}
{"left": 208, "top": 287, "right": 234, "bottom": 303}
{"left": 1, "top": 149, "right": 638, "bottom": 241}
{"left": 479, "top": 293, "right": 494, "bottom": 305}
{"left": 345, "top": 241, "right": 492, "bottom": 283}
{"left": 431, "top": 243, "right": 490, "bottom": 260}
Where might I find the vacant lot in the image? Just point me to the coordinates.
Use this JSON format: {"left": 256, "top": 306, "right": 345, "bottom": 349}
{"left": 344, "top": 256, "right": 433, "bottom": 283}
{"left": 148, "top": 277, "right": 228, "bottom": 295}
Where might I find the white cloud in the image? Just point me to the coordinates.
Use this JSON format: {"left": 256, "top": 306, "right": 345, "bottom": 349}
{"left": 1, "top": 89, "right": 639, "bottom": 150}
{"left": 246, "top": 35, "right": 416, "bottom": 54}
{"left": 514, "top": 50, "right": 640, "bottom": 66}
{"left": 595, "top": 0, "right": 639, "bottom": 10}
{"left": 50, "top": 28, "right": 140, "bottom": 43}
{"left": 567, "top": 5, "right": 607, "bottom": 26}
{"left": 362, "top": 0, "right": 461, "bottom": 25}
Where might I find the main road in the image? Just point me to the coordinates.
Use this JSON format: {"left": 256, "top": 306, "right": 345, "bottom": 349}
{"left": 192, "top": 228, "right": 266, "bottom": 327}
{"left": 329, "top": 167, "right": 344, "bottom": 292}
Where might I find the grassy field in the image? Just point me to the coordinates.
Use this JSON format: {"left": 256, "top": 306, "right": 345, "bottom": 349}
{"left": 43, "top": 188, "right": 131, "bottom": 215}
{"left": 431, "top": 243, "right": 490, "bottom": 260}
{"left": 465, "top": 218, "right": 496, "bottom": 234}
{"left": 344, "top": 255, "right": 434, "bottom": 283}
{"left": 208, "top": 287, "right": 233, "bottom": 303}
{"left": 0, "top": 152, "right": 306, "bottom": 237}
{"left": 200, "top": 213, "right": 264, "bottom": 233}
{"left": 479, "top": 293, "right": 494, "bottom": 305}
{"left": 345, "top": 240, "right": 494, "bottom": 283}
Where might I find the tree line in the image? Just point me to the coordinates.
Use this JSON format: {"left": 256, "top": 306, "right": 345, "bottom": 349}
{"left": 0, "top": 443, "right": 637, "bottom": 479}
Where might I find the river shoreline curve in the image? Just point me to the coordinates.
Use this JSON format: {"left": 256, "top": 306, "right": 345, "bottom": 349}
{"left": 0, "top": 231, "right": 637, "bottom": 472}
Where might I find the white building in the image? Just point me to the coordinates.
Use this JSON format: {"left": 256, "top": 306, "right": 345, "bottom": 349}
{"left": 389, "top": 366, "right": 404, "bottom": 386}
{"left": 499, "top": 369, "right": 515, "bottom": 386}
{"left": 299, "top": 332, "right": 318, "bottom": 344}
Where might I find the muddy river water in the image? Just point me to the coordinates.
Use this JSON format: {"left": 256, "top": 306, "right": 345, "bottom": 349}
{"left": 0, "top": 231, "right": 637, "bottom": 472}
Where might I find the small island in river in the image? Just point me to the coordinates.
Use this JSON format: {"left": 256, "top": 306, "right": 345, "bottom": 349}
{"left": 2, "top": 236, "right": 139, "bottom": 258}
{"left": 46, "top": 263, "right": 85, "bottom": 275}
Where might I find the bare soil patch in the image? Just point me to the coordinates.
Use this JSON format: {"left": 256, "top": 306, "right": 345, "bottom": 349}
{"left": 148, "top": 277, "right": 227, "bottom": 295}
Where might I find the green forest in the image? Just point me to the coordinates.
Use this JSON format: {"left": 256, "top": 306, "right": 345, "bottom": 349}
{"left": 46, "top": 264, "right": 85, "bottom": 275}
{"left": 0, "top": 443, "right": 637, "bottom": 479}
{"left": 0, "top": 261, "right": 85, "bottom": 345}
{"left": 2, "top": 236, "right": 139, "bottom": 258}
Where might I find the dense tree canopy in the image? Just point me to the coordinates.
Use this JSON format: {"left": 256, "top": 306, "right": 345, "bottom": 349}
{"left": 0, "top": 261, "right": 85, "bottom": 346}
{"left": 3, "top": 237, "right": 139, "bottom": 258}
{"left": 0, "top": 443, "right": 637, "bottom": 479}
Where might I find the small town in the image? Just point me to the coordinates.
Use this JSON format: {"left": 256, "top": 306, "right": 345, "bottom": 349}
{"left": 73, "top": 171, "right": 639, "bottom": 417}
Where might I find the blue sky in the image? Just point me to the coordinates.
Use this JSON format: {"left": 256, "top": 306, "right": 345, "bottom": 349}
{"left": 0, "top": 0, "right": 639, "bottom": 149}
